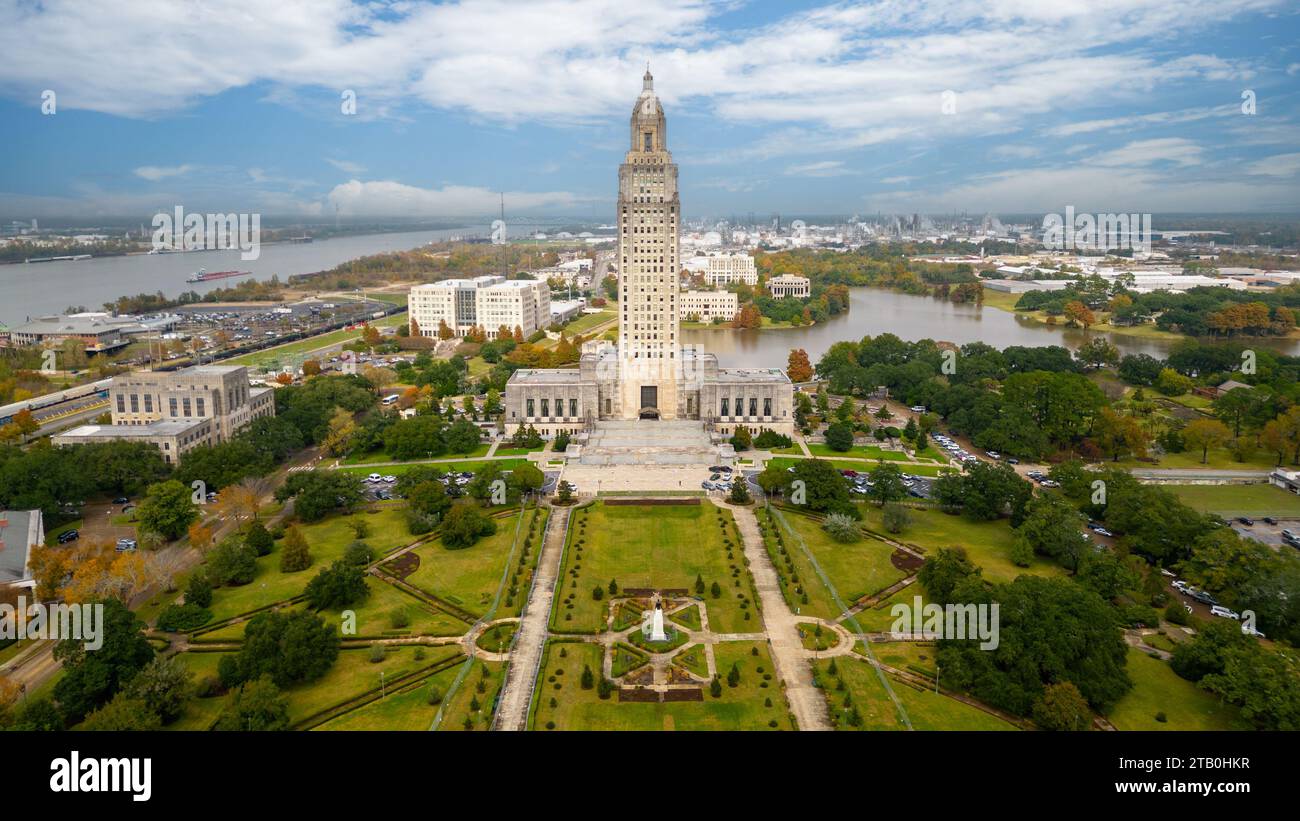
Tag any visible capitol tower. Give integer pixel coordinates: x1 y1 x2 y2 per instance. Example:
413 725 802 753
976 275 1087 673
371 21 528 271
616 68 681 419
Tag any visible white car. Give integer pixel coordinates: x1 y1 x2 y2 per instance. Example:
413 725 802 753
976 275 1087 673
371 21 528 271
909 406 926 413
383 475 397 483
367 473 382 483
1210 606 1241 620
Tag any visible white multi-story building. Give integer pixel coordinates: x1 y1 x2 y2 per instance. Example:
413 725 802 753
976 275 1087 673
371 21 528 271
409 275 551 339
767 274 811 299
679 289 738 322
685 252 758 286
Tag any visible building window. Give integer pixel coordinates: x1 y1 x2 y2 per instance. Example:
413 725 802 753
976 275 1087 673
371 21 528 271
605 398 612 414
570 398 578 417
735 397 743 418
720 398 729 417
196 398 205 416
129 394 139 413
749 398 758 417
182 398 191 416
643 131 652 151
169 398 177 417
764 397 772 417
526 399 535 417
116 395 125 413
541 399 549 417
143 395 152 413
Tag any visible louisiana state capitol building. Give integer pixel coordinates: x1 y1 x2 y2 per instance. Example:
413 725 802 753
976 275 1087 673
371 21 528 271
619 68 682 418
503 70 793 444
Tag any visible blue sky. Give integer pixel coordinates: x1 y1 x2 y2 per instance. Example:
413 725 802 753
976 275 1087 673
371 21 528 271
1 0 1298 221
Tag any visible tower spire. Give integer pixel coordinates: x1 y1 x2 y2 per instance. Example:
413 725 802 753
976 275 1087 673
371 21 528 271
643 63 653 92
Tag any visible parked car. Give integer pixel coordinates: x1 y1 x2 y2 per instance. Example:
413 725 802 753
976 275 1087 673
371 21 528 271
1210 605 1241 620
366 473 382 483
1263 517 1278 525
115 538 137 552
57 529 79 544
1237 516 1254 526
112 496 130 505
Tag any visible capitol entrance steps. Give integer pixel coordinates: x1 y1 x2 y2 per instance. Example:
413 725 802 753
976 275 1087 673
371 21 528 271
578 420 718 465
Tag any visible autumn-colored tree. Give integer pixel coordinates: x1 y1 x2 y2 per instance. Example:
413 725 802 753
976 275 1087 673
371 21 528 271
301 359 321 377
786 348 814 383
188 520 214 553
322 407 358 457
361 324 382 349
1183 418 1231 464
12 409 39 436
214 477 265 524
437 319 454 340
409 316 421 338
513 325 524 343
398 386 420 410
731 302 763 329
274 372 293 386
1063 300 1095 329
496 325 512 341
26 545 70 601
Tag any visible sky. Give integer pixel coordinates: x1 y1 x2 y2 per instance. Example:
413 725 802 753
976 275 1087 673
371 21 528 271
1 0 1298 222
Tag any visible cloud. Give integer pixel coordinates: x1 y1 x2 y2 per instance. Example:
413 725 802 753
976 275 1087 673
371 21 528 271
133 164 194 180
1090 138 1205 168
1245 152 1300 177
784 160 856 177
326 179 590 217
326 158 366 174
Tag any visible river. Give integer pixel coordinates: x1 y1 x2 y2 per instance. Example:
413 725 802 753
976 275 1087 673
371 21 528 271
0 225 515 324
682 287 1300 367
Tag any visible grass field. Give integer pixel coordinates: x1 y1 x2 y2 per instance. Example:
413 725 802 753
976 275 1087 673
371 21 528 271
773 508 907 620
531 640 792 730
404 507 543 620
813 655 1017 731
334 458 526 476
342 443 490 464
855 504 1064 584
205 508 417 622
561 310 616 335
551 501 757 634
1166 483 1300 517
1108 649 1247 731
766 456 953 478
316 660 463 731
434 657 504 731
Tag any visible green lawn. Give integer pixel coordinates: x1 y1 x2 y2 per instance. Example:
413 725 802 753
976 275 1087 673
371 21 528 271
774 508 908 620
494 445 546 456
848 585 922 632
205 508 417 622
551 502 758 634
813 655 1017 731
562 309 616 335
316 660 463 731
170 651 235 730
1166 483 1300 518
531 640 793 730
227 326 366 367
855 504 1064 584
434 656 504 731
404 507 543 620
766 456 953 478
1108 649 1247 731
335 458 526 476
342 443 490 464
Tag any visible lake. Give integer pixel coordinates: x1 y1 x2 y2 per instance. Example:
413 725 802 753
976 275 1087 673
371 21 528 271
682 287 1300 367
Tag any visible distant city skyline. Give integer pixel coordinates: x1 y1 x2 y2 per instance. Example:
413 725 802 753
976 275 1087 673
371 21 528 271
1 0 1299 218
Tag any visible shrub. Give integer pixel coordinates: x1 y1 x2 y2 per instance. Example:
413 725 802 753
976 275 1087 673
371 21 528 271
822 513 859 543
156 603 212 632
184 574 213 608
343 540 374 566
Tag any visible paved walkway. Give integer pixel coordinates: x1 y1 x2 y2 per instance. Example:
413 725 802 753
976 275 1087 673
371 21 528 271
494 505 570 731
720 501 831 731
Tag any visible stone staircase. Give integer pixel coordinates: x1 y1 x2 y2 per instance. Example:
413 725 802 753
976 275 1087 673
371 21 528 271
579 420 718 465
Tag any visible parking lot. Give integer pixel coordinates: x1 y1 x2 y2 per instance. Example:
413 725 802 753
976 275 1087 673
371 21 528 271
1227 517 1300 550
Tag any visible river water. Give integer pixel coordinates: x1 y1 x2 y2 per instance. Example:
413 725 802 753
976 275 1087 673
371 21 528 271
682 287 1300 368
0 226 505 324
